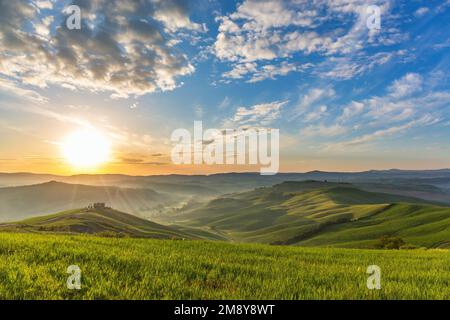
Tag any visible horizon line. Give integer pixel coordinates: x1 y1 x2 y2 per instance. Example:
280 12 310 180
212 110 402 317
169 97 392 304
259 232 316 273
1 168 450 178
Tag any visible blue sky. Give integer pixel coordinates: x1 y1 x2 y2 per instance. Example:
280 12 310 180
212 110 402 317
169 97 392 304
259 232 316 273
0 0 449 174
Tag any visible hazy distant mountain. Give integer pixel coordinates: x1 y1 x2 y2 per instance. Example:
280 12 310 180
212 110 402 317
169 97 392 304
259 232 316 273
0 181 174 222
0 173 61 187
2 169 450 185
1 170 450 202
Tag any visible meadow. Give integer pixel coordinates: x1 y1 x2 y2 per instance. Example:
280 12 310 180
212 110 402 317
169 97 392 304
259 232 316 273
169 181 450 247
0 233 448 300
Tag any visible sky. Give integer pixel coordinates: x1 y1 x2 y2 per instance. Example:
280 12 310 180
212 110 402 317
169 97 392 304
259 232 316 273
0 0 449 175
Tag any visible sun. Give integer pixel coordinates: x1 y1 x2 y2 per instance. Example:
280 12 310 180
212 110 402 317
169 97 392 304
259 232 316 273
61 128 111 168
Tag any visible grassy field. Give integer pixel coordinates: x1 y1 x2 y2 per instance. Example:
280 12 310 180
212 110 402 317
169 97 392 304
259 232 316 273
0 208 223 241
169 181 450 247
0 232 448 300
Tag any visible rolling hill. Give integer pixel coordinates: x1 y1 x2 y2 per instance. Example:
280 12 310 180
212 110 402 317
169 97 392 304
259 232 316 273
167 181 450 248
0 181 175 222
0 206 223 240
1 179 449 249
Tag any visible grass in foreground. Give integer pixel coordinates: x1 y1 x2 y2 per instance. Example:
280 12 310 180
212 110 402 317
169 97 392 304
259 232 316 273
0 232 448 300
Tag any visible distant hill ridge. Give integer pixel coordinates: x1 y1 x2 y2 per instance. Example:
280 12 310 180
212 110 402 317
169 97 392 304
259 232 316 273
1 170 450 204
2 169 450 187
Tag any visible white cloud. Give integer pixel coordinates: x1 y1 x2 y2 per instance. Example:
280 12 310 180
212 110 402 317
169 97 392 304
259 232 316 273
304 105 328 122
0 0 201 97
34 0 53 9
232 100 288 126
318 51 406 80
248 62 312 83
336 74 448 126
414 7 430 17
329 115 439 150
214 0 403 82
153 0 204 32
291 70 450 149
301 124 347 137
218 96 231 110
222 60 312 83
294 87 336 116
317 71 450 150
338 101 365 122
388 73 423 98
222 63 258 79
0 77 48 104
229 0 317 30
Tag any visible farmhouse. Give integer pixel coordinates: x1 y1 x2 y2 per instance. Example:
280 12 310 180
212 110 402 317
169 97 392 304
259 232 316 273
87 203 107 210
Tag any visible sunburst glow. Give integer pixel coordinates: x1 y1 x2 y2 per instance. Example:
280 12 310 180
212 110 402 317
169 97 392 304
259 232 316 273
61 129 111 168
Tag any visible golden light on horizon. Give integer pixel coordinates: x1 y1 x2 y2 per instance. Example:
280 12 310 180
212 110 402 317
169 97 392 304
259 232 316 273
61 128 111 169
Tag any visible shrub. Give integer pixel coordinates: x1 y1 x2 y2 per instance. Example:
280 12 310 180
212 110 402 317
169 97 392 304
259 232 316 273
376 236 405 249
400 244 419 250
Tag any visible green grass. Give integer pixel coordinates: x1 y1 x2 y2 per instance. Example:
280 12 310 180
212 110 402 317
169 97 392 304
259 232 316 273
0 232 448 300
171 181 450 247
298 203 450 248
0 208 221 241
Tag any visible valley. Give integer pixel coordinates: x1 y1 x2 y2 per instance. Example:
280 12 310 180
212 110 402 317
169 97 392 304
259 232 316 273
0 175 448 249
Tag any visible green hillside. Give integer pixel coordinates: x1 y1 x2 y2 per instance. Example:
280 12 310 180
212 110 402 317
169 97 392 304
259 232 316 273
297 203 450 248
0 181 175 221
2 181 449 248
0 207 220 240
0 233 447 299
169 181 450 248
